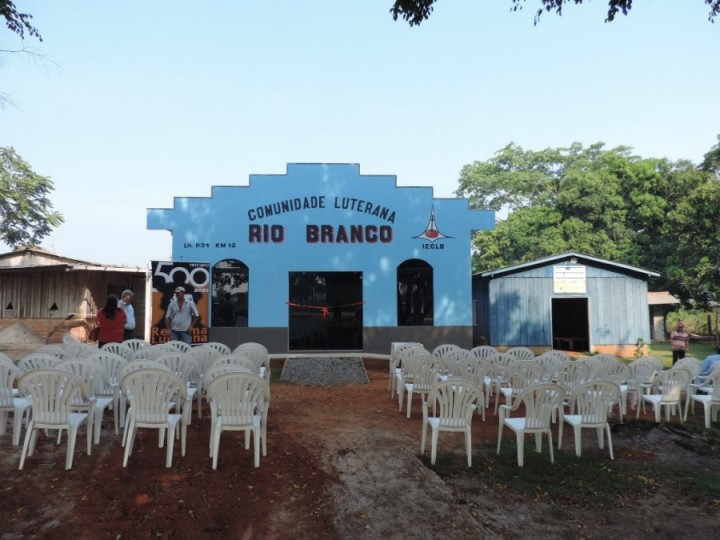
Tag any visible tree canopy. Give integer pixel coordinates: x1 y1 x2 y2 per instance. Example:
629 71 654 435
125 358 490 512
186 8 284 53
456 139 720 307
0 147 63 248
0 0 41 41
391 0 720 26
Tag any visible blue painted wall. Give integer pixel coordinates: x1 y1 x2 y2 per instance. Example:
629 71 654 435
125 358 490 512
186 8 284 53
147 163 494 330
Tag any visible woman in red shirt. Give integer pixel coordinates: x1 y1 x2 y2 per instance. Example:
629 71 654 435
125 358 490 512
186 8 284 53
97 294 127 347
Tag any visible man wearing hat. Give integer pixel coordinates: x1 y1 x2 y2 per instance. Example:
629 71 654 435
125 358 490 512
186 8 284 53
165 286 200 345
669 321 689 365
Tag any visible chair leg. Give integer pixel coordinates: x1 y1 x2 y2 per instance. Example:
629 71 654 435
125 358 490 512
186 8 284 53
430 426 439 465
67 424 79 470
211 419 222 470
464 427 472 468
606 424 614 460
547 432 555 464
165 424 177 468
516 432 525 467
253 426 260 468
574 426 582 457
18 421 34 470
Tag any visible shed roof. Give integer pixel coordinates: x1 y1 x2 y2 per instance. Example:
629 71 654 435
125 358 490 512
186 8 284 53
0 247 146 274
475 251 660 279
647 291 680 305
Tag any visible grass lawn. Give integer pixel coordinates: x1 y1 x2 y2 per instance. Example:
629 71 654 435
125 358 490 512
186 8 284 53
649 340 718 368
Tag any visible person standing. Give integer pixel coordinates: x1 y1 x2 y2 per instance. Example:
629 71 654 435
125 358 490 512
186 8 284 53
97 294 127 347
118 289 136 341
670 321 690 365
165 286 199 345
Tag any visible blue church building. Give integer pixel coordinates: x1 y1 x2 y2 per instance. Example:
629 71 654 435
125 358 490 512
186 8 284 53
147 164 494 354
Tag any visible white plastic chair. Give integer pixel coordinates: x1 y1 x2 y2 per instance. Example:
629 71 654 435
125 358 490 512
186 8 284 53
506 347 535 361
33 344 69 360
639 368 692 423
57 359 114 444
469 346 497 360
203 342 231 356
160 340 193 354
624 360 656 416
559 380 621 459
121 367 190 468
156 353 199 421
688 370 720 428
432 344 462 359
401 354 440 418
0 360 32 445
101 341 132 359
497 383 565 467
592 362 629 416
205 371 269 469
420 380 483 467
494 361 544 415
535 351 570 382
17 353 63 373
209 354 258 375
391 344 428 400
123 339 150 353
18 369 92 470
84 351 127 433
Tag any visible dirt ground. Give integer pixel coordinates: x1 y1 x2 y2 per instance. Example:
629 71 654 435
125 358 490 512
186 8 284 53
1 352 719 539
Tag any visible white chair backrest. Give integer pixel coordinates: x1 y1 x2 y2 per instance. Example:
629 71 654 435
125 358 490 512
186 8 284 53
118 359 171 383
57 359 109 396
17 353 63 373
101 342 131 359
233 342 269 357
156 353 198 385
506 347 535 361
0 361 23 407
504 361 544 395
592 362 630 385
205 372 268 418
514 383 565 429
130 347 173 361
18 369 90 425
426 380 483 426
702 370 720 400
636 355 665 372
123 339 150 353
209 354 258 374
203 342 231 356
33 344 69 360
469 346 497 359
553 361 590 394
121 368 186 421
204 363 256 384
627 360 656 391
658 368 692 401
160 340 193 353
570 380 621 422
432 344 462 359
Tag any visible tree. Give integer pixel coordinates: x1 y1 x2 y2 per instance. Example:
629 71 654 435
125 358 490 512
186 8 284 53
391 0 720 26
1 0 41 40
456 140 720 307
0 147 63 248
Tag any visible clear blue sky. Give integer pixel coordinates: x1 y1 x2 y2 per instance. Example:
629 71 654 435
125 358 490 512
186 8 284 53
1 1 718 267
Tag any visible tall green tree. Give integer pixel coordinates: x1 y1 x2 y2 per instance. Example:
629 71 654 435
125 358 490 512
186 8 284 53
0 147 63 248
456 140 720 307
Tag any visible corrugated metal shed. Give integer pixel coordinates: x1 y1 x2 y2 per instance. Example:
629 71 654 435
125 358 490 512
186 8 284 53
472 252 660 355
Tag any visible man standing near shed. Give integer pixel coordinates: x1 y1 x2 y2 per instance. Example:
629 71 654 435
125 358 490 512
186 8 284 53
670 321 690 365
119 289 136 341
165 286 199 345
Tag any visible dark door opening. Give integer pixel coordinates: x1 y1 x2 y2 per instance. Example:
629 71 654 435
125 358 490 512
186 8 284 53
551 298 590 352
288 272 363 351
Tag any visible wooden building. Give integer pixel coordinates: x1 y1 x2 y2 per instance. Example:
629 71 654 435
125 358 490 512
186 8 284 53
472 252 659 356
0 248 148 343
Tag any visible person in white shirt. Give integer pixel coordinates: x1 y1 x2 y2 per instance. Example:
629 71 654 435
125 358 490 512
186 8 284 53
165 286 199 344
118 289 136 341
